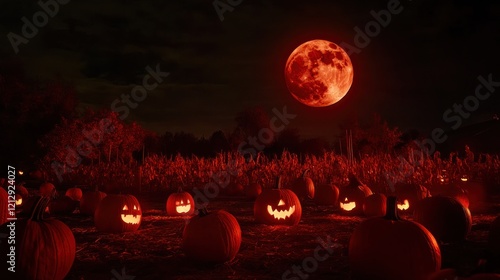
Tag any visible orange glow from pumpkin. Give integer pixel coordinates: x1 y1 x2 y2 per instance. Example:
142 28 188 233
397 199 410 211
340 198 356 211
18 170 24 175
461 177 468 182
121 205 141 224
267 199 296 220
175 199 192 214
15 197 22 206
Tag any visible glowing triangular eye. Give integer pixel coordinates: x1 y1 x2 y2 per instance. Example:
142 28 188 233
278 199 285 206
123 205 128 210
133 205 138 210
180 200 184 204
186 200 190 204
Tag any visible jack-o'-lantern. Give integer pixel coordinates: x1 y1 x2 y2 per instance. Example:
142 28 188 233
166 188 194 216
15 193 23 207
394 183 431 214
339 174 372 215
254 176 302 226
94 194 142 233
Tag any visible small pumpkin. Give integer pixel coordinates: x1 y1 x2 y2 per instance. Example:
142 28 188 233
182 208 242 263
339 174 373 215
394 183 431 213
0 196 76 280
362 193 387 217
244 182 262 199
166 188 195 216
313 183 340 206
94 194 142 233
414 196 472 244
290 169 315 200
39 182 56 197
65 187 83 201
254 176 302 226
79 189 107 215
349 196 441 280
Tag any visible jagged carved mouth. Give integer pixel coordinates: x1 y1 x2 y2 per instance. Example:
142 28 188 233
121 205 141 224
397 199 410 211
267 199 295 220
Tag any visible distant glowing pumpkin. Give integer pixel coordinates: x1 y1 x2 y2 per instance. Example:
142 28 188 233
166 188 195 216
94 194 142 233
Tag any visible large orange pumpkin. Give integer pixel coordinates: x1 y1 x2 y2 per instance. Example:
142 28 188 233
0 196 76 280
349 196 441 280
182 209 241 263
414 196 472 244
254 177 302 226
94 194 142 233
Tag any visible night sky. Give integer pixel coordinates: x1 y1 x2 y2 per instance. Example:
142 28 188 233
1 0 500 142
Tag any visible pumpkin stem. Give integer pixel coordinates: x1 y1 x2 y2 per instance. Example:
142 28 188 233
302 169 310 179
274 176 282 189
30 196 51 221
198 207 209 217
384 196 400 221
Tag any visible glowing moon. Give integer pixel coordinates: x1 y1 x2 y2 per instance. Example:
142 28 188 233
284 39 354 107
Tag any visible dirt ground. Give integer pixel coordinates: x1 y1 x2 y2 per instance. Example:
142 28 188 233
55 194 499 280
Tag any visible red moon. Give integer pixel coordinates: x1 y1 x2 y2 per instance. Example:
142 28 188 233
284 39 354 107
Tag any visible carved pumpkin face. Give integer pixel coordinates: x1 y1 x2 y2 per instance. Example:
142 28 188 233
121 204 141 224
339 184 372 215
166 189 195 216
340 198 356 211
394 183 431 213
397 199 410 211
94 194 142 233
15 194 23 206
254 177 302 226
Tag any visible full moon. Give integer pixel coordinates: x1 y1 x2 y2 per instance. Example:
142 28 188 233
284 39 354 107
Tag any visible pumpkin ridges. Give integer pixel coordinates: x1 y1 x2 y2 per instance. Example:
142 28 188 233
349 196 441 280
182 210 241 263
5 196 76 280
